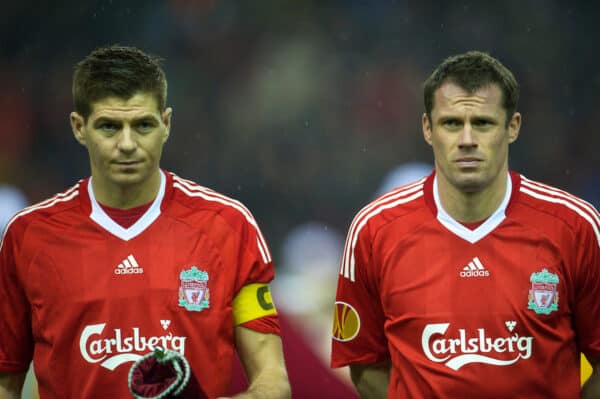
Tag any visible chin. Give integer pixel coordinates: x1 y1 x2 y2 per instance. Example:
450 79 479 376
458 184 484 193
451 175 486 193
110 172 146 186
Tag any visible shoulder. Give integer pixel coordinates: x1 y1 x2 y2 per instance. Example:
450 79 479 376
348 177 428 240
515 174 599 247
340 178 428 281
2 182 81 237
167 172 272 263
168 172 261 229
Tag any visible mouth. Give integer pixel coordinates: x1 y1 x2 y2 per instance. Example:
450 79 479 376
114 160 141 165
454 158 483 167
113 160 143 169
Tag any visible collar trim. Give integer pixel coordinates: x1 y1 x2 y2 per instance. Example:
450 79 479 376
433 173 511 243
88 171 166 241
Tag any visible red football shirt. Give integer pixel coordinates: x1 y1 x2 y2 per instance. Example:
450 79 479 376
332 171 600 398
0 171 276 398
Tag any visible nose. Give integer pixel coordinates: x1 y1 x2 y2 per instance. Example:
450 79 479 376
117 125 137 153
457 124 478 149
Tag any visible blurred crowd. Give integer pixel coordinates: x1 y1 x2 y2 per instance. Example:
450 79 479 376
1 1 598 397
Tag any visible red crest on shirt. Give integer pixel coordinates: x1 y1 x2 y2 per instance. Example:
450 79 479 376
527 268 559 315
178 266 210 312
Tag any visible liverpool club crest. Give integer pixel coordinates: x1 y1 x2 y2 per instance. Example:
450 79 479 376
527 268 559 315
178 266 210 312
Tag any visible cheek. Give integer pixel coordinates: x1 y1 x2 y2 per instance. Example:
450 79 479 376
431 137 452 157
88 142 113 162
486 134 509 155
146 139 166 157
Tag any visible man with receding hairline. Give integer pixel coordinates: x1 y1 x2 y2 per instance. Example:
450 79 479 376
332 51 600 398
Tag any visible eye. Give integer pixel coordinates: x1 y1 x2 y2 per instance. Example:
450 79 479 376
136 120 157 133
98 122 118 133
472 118 495 129
442 119 462 129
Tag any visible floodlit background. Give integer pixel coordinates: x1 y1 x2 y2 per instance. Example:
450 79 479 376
1 1 597 397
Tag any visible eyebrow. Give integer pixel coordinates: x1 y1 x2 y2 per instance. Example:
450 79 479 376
436 113 500 121
92 114 160 125
471 116 497 122
92 117 119 126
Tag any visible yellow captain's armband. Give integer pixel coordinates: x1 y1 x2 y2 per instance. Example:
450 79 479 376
582 354 593 385
232 283 277 325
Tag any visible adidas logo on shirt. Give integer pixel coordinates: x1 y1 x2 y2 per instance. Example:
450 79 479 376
459 257 490 278
114 254 144 275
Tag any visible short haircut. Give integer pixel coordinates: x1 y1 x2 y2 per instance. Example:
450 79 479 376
423 51 519 125
72 45 167 119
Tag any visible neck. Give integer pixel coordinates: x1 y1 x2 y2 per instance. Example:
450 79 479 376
91 170 162 209
436 171 508 222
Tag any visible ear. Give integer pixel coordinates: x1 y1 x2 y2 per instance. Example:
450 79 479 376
161 107 173 143
507 112 521 144
70 112 87 146
422 113 433 146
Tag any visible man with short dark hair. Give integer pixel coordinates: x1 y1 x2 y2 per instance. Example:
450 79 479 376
0 45 290 399
331 51 600 398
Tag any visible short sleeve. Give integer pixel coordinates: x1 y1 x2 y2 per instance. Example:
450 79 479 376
572 213 600 360
0 221 33 372
225 206 279 334
331 220 388 368
239 315 281 336
230 209 275 294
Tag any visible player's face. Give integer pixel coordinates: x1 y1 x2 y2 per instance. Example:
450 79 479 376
70 93 172 195
422 82 520 193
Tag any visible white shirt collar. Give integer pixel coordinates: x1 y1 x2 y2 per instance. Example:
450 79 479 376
433 172 512 243
88 170 166 241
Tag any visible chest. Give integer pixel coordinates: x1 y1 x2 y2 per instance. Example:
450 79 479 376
19 213 242 390
376 222 571 322
22 218 235 320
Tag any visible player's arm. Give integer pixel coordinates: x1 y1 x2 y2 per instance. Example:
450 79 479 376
219 283 290 399
573 209 600 399
1 223 33 399
0 371 26 399
332 212 389 398
218 326 290 399
349 361 390 399
582 357 600 399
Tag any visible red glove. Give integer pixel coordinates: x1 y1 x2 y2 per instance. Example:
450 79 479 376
128 346 208 399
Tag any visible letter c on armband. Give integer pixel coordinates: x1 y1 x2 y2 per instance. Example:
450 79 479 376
257 285 274 310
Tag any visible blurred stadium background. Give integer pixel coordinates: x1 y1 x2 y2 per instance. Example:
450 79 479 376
1 1 597 397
